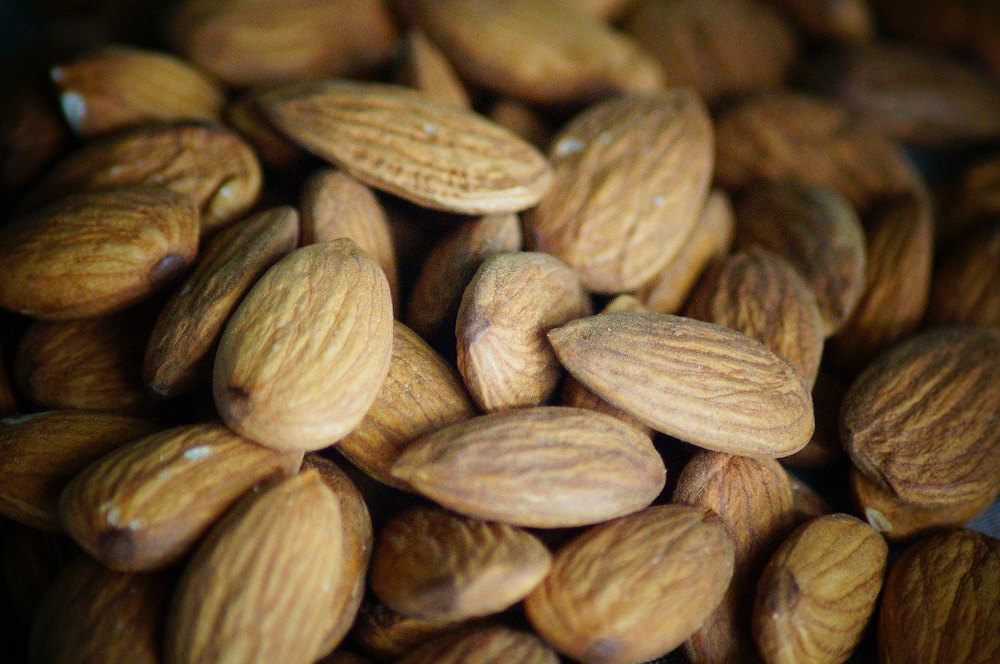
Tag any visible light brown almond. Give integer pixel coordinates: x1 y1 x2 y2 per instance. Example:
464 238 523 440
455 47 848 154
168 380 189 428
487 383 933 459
396 28 472 109
400 626 560 664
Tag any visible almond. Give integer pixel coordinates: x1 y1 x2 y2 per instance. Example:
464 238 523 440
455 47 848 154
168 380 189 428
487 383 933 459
942 154 1000 244
788 475 832 526
261 80 553 214
351 599 473 661
0 340 19 417
214 240 393 452
549 312 815 457
0 187 199 320
396 28 472 109
59 422 302 570
771 0 874 41
225 89 304 170
525 504 735 664
0 80 72 203
392 407 666 528
927 220 1000 327
456 252 592 411
486 98 551 149
399 626 560 664
524 89 714 292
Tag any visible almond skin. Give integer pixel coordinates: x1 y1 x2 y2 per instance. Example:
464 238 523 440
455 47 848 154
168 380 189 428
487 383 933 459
214 239 393 452
549 312 815 457
0 187 199 320
59 422 302 570
525 89 714 293
371 506 552 621
392 407 666 528
525 504 735 664
399 626 560 664
261 80 553 214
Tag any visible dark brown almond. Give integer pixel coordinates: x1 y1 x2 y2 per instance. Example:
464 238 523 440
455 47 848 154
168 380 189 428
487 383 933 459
225 89 305 170
1 80 72 203
927 220 1000 327
400 626 560 664
0 522 78 625
782 371 847 469
0 340 19 417
487 99 551 149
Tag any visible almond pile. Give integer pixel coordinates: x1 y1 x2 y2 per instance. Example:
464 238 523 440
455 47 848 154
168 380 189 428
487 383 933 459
1 1 1000 663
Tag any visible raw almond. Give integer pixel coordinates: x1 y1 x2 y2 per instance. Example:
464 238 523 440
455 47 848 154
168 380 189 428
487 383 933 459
214 239 393 452
399 626 559 664
396 28 472 109
261 80 553 214
549 312 815 457
525 504 735 664
392 407 666 528
456 252 592 411
59 422 302 570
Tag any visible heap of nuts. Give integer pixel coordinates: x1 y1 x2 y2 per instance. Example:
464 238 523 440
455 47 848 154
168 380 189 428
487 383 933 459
2 0 1000 662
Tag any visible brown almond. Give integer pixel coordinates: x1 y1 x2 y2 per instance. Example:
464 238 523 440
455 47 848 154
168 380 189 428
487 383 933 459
351 599 473 661
0 187 199 320
225 89 305 170
400 626 560 664
392 407 666 528
943 154 1000 243
261 80 553 214
0 522 77 625
842 326 1000 507
59 422 302 570
164 469 344 664
753 514 888 664
50 45 224 137
549 312 815 457
525 89 714 293
788 475 832 526
0 411 156 531
927 220 1000 327
771 0 874 42
214 240 393 452
456 252 593 411
1 80 72 203
525 504 735 664
144 206 300 398
338 321 476 489
21 122 263 234
878 529 1000 664
397 28 472 109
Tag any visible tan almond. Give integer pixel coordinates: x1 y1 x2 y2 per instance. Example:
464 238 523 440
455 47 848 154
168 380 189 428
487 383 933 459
0 521 77 625
526 504 735 664
400 626 560 664
392 407 666 528
0 187 199 320
59 422 302 570
0 410 156 531
261 80 553 214
927 220 1000 327
214 240 393 452
20 122 263 234
753 514 888 664
338 321 476 489
397 28 472 109
50 45 224 137
456 252 593 411
549 312 815 457
351 599 473 661
842 325 1000 507
164 469 344 664
525 89 714 293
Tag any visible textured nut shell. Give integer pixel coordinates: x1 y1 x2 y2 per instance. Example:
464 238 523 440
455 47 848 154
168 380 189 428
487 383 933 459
261 80 552 214
734 181 866 337
392 407 666 528
878 529 1000 664
0 411 156 530
59 422 302 570
549 312 815 457
21 122 262 234
214 240 393 452
525 90 713 293
50 45 224 137
406 0 664 105
165 470 344 664
456 252 593 412
338 322 476 489
753 514 888 664
841 326 1000 507
0 187 199 320
371 506 552 620
927 221 1000 327
400 626 559 664
397 29 472 109
145 207 299 398
351 599 472 661
525 504 735 664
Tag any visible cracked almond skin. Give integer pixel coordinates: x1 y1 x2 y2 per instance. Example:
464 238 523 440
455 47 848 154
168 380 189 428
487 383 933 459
399 626 559 664
878 529 1000 664
261 80 553 214
58 422 302 571
0 187 199 320
753 514 887 664
841 325 1000 507
20 122 263 234
392 407 666 528
456 252 593 412
525 89 714 293
165 469 344 664
549 312 815 457
371 506 552 621
214 239 393 452
0 411 156 531
525 504 735 664
145 206 300 398
338 322 476 489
